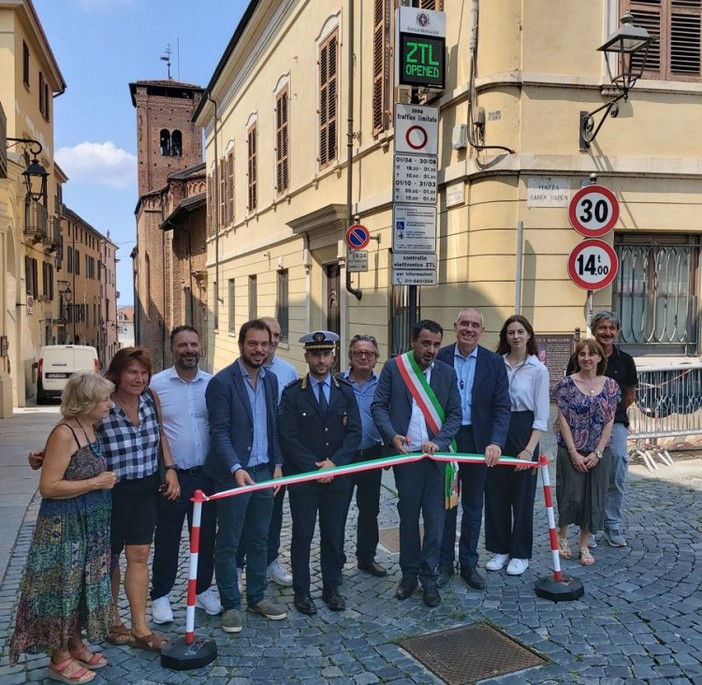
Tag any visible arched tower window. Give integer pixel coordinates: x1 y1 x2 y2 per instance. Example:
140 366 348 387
171 130 182 157
159 129 171 156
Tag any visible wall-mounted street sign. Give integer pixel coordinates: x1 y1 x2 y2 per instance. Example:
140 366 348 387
393 204 437 253
567 239 619 291
393 154 437 205
347 249 368 273
395 6 446 90
344 224 371 250
568 184 620 238
394 105 439 156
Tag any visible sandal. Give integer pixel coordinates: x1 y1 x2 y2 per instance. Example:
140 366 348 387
579 546 595 566
69 643 108 669
106 623 134 645
558 537 572 560
48 656 95 684
130 631 169 652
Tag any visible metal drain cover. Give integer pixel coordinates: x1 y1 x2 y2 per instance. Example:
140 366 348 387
399 622 546 684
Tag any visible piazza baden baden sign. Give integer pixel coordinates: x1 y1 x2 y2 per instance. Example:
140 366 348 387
395 6 446 90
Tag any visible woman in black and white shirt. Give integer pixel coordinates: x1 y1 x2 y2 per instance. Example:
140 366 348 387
99 347 178 652
484 315 549 577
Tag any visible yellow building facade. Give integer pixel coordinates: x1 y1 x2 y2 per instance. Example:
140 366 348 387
0 0 65 410
195 0 702 374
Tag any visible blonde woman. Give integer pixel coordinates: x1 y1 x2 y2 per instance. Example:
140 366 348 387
10 372 116 684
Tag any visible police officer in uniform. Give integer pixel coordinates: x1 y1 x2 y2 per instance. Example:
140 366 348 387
278 331 362 615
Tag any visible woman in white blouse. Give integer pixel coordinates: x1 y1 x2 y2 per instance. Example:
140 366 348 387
484 315 550 576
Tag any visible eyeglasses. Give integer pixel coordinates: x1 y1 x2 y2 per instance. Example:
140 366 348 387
351 350 377 358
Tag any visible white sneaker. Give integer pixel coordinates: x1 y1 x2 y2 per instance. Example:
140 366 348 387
485 554 510 571
267 558 293 587
506 558 529 576
152 595 173 624
196 588 223 616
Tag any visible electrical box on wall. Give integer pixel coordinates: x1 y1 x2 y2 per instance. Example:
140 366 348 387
451 124 467 150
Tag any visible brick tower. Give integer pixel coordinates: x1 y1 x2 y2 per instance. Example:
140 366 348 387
129 80 204 367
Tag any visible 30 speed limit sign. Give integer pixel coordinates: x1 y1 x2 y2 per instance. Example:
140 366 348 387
568 185 619 237
567 239 619 291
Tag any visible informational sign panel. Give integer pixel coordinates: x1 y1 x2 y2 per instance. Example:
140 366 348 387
394 105 439 155
536 335 576 397
568 185 620 237
567 239 619 291
347 249 368 273
393 204 437 253
393 154 437 205
395 6 446 90
391 252 437 286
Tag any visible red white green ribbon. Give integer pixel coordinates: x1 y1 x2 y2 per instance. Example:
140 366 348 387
396 352 459 509
203 452 536 503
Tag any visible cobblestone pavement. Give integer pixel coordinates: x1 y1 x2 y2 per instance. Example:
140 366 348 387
0 408 701 684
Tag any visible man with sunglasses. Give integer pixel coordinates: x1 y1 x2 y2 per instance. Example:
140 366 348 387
338 334 387 578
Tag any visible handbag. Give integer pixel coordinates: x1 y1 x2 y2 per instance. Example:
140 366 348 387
146 388 169 494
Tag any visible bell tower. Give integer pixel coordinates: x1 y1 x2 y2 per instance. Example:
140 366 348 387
129 80 204 196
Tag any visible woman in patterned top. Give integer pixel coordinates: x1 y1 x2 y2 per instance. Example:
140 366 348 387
554 338 621 566
10 372 116 684
99 348 179 653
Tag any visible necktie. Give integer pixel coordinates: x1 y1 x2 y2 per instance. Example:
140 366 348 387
317 381 328 413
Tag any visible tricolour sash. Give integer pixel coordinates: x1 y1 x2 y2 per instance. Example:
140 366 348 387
396 352 459 509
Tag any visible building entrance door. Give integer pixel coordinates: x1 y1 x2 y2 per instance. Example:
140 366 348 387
325 263 340 373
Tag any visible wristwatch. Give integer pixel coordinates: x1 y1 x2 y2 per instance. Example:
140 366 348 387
593 449 602 460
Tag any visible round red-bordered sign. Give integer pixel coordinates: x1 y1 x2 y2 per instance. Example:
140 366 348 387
567 239 619 291
568 185 620 238
345 224 371 250
406 125 428 151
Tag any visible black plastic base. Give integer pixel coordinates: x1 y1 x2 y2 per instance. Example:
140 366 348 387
160 636 217 670
534 574 585 602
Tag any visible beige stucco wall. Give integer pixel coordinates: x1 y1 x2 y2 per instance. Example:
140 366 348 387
199 0 702 370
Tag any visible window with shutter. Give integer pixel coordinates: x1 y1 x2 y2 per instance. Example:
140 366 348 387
319 31 339 168
219 157 226 226
372 0 390 136
247 124 257 211
206 174 214 236
227 151 235 223
276 88 289 193
624 0 701 81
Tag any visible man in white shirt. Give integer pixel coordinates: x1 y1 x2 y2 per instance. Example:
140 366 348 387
150 326 221 624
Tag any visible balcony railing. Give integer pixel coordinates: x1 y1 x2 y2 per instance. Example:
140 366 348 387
47 214 62 252
23 200 48 243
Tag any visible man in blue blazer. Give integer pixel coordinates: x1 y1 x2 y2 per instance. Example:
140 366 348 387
436 307 511 590
205 319 287 634
371 320 462 607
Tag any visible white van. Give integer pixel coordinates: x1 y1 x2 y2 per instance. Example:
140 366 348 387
37 345 100 404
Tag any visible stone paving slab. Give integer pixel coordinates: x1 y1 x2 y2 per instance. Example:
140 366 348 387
0 410 701 684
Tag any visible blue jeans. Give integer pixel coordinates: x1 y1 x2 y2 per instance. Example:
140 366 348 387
604 422 628 533
215 465 274 610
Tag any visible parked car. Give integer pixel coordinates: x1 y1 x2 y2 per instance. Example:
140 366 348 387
36 345 100 404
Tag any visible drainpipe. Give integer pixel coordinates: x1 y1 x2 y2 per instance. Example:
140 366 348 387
345 0 362 301
207 94 222 330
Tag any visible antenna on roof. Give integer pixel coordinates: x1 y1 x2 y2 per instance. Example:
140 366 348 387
160 44 173 80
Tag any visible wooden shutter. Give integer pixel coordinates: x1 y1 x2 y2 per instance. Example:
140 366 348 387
227 151 235 223
319 31 338 168
276 88 289 192
247 124 257 211
219 158 226 226
625 0 701 80
372 0 390 136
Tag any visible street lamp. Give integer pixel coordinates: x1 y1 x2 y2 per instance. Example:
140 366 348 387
63 286 73 343
7 137 49 202
579 14 653 150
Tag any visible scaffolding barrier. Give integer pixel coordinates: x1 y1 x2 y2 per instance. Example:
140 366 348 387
628 361 702 470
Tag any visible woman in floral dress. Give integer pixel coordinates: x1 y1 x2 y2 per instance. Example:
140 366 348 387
554 338 621 566
10 372 116 684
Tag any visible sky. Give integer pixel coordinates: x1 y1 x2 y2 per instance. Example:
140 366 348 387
32 0 250 305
